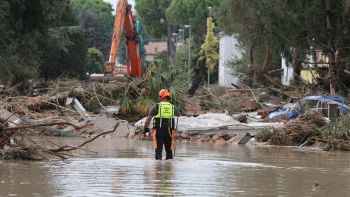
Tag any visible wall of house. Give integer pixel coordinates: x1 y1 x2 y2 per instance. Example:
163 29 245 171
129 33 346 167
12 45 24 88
281 58 293 86
281 53 319 86
218 35 241 87
300 70 319 84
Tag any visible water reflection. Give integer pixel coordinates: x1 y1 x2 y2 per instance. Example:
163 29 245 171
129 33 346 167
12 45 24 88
150 161 175 196
1 138 350 197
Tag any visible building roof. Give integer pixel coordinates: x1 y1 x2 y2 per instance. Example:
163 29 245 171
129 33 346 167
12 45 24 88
144 42 167 61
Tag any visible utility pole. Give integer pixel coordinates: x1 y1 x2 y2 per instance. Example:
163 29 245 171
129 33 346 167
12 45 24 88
184 25 191 84
207 6 212 87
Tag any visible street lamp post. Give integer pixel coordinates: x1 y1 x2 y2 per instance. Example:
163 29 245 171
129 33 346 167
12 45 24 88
207 6 212 87
172 32 179 64
184 25 191 84
172 32 179 45
178 28 185 46
208 6 213 17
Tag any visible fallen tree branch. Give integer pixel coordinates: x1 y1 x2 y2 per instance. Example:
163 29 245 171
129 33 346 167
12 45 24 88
6 96 77 114
263 74 283 88
228 89 252 92
249 87 266 110
268 68 283 75
268 87 292 98
3 121 85 131
49 122 119 153
203 87 221 105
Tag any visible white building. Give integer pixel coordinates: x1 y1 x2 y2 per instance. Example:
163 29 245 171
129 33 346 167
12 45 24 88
218 35 242 87
281 58 293 86
281 52 322 86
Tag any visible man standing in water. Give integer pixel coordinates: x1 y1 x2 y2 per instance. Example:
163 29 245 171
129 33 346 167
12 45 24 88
144 89 180 160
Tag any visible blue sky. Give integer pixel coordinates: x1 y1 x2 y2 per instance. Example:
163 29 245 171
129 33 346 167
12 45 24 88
103 0 136 11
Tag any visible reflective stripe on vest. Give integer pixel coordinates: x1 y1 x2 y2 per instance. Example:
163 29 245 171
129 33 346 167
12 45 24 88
154 102 174 128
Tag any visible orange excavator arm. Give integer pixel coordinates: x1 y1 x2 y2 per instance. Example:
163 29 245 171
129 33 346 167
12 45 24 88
106 0 142 79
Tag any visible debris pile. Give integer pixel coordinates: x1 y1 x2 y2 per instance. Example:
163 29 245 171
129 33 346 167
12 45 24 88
0 106 119 160
319 115 350 151
186 85 267 114
1 78 349 156
256 111 327 146
0 81 139 160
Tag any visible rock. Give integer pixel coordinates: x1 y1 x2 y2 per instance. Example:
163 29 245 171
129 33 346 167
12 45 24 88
212 134 220 141
221 134 233 141
200 135 211 142
242 99 257 111
185 105 204 116
214 138 226 144
180 132 190 139
227 136 238 143
190 135 202 141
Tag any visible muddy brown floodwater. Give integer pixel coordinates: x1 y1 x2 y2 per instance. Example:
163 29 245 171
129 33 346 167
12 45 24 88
1 137 350 196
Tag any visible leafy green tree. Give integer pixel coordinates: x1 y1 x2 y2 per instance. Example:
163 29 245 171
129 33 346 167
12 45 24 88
40 3 88 79
217 0 312 81
71 0 114 59
41 26 87 79
218 0 350 93
305 0 350 94
135 0 172 38
136 0 177 58
0 0 76 82
217 0 270 78
87 48 104 73
166 0 223 37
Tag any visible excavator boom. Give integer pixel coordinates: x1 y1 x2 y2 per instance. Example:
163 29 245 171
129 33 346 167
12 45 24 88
105 0 143 79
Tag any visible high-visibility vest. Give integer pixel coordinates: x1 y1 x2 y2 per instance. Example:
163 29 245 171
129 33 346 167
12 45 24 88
153 102 175 129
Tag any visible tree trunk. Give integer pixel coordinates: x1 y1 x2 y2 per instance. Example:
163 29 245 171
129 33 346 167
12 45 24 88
292 53 301 83
328 52 337 95
326 0 337 95
167 24 176 60
188 59 206 96
262 49 272 74
248 41 255 67
248 40 258 80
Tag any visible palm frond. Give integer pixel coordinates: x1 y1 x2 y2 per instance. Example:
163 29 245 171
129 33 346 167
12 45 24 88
136 97 156 115
120 96 132 113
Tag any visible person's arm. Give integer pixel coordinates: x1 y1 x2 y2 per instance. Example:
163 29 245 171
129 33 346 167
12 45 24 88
174 106 181 117
144 114 153 129
144 105 157 135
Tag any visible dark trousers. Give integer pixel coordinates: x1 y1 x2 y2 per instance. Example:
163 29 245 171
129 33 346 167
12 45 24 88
154 128 173 160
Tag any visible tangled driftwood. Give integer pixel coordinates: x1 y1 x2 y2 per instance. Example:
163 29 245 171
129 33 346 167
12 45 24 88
0 117 119 160
256 111 327 146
